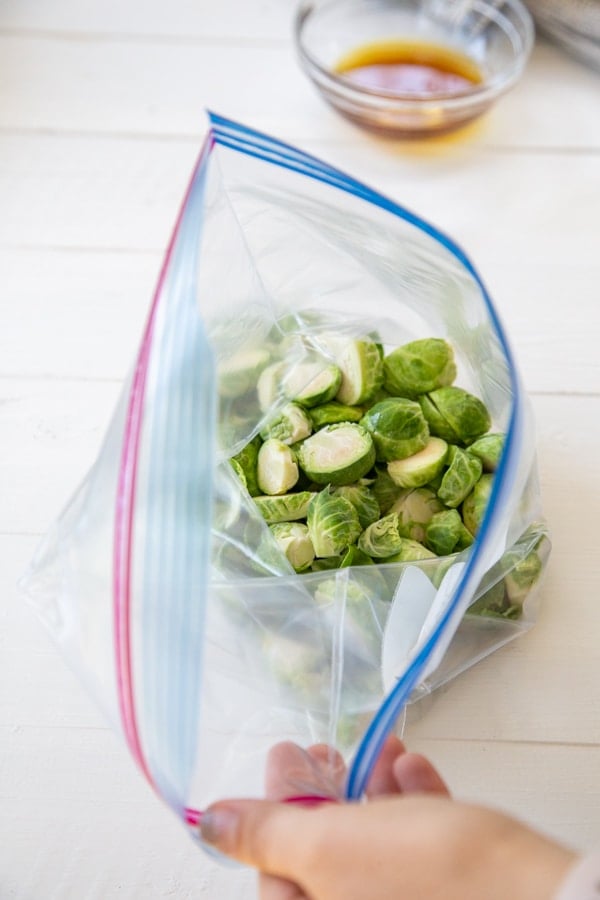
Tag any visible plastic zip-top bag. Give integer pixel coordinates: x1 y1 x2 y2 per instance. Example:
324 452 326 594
22 114 550 830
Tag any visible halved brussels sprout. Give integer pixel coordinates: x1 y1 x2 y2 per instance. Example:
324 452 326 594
307 487 362 557
286 361 342 408
270 522 315 572
332 481 380 529
387 437 448 488
419 386 491 445
257 361 286 412
254 491 315 524
333 338 384 405
358 512 404 558
229 458 247 491
260 403 312 445
437 445 483 508
257 439 299 495
504 547 543 607
340 545 375 567
310 557 341 572
462 473 494 536
390 487 445 543
467 581 518 619
371 466 404 514
381 538 437 562
383 338 456 398
467 433 505 472
218 347 271 399
230 434 261 497
297 423 376 486
424 508 463 556
360 398 429 463
309 401 363 429
456 522 475 550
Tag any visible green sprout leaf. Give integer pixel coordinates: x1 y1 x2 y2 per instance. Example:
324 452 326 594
358 512 404 558
360 398 429 462
437 445 483 508
383 338 456 398
307 486 362 557
419 386 491 445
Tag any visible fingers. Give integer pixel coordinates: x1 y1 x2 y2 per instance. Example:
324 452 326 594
365 735 406 798
306 744 346 795
265 741 344 801
259 873 307 900
392 752 451 796
260 743 339 899
199 798 322 877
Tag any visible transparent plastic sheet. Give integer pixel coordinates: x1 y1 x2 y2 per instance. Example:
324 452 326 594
22 114 550 832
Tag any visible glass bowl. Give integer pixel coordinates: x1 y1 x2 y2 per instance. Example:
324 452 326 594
294 0 534 136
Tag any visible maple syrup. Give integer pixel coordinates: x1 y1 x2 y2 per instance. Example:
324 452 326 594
335 39 483 96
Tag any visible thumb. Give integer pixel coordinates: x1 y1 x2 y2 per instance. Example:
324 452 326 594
199 799 326 878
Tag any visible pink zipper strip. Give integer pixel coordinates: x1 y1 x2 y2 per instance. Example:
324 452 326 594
112 133 215 802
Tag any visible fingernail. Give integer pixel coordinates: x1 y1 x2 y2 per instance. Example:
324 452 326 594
199 806 239 846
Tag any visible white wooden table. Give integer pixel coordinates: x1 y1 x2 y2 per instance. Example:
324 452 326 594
1 2 600 897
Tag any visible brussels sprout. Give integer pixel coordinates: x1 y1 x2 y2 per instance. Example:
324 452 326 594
381 538 437 563
261 632 325 696
360 398 429 463
383 338 456 398
340 545 375 567
358 513 404 558
229 458 247 491
371 467 404 514
257 361 286 412
269 522 315 573
218 347 271 399
230 434 261 497
333 338 385 405
419 386 491 445
468 433 505 472
437 445 483 508
362 387 393 410
286 361 342 408
504 548 543 607
467 581 518 619
424 508 462 556
390 487 445 543
332 481 380 529
297 423 376 486
426 470 445 493
257 439 299 495
387 437 448 488
311 557 342 572
455 522 475 550
254 490 315 524
462 473 494 536
309 401 364 429
260 403 312 445
307 487 362 557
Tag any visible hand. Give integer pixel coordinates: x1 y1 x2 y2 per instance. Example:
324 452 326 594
199 737 576 900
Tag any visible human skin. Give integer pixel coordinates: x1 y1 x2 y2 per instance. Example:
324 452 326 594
199 737 577 900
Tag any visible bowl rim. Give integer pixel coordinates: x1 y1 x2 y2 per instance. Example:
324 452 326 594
294 0 535 107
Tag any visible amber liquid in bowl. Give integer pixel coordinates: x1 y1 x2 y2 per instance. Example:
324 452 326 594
334 39 483 96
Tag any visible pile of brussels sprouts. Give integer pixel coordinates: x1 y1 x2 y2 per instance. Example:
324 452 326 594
230 336 508 580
